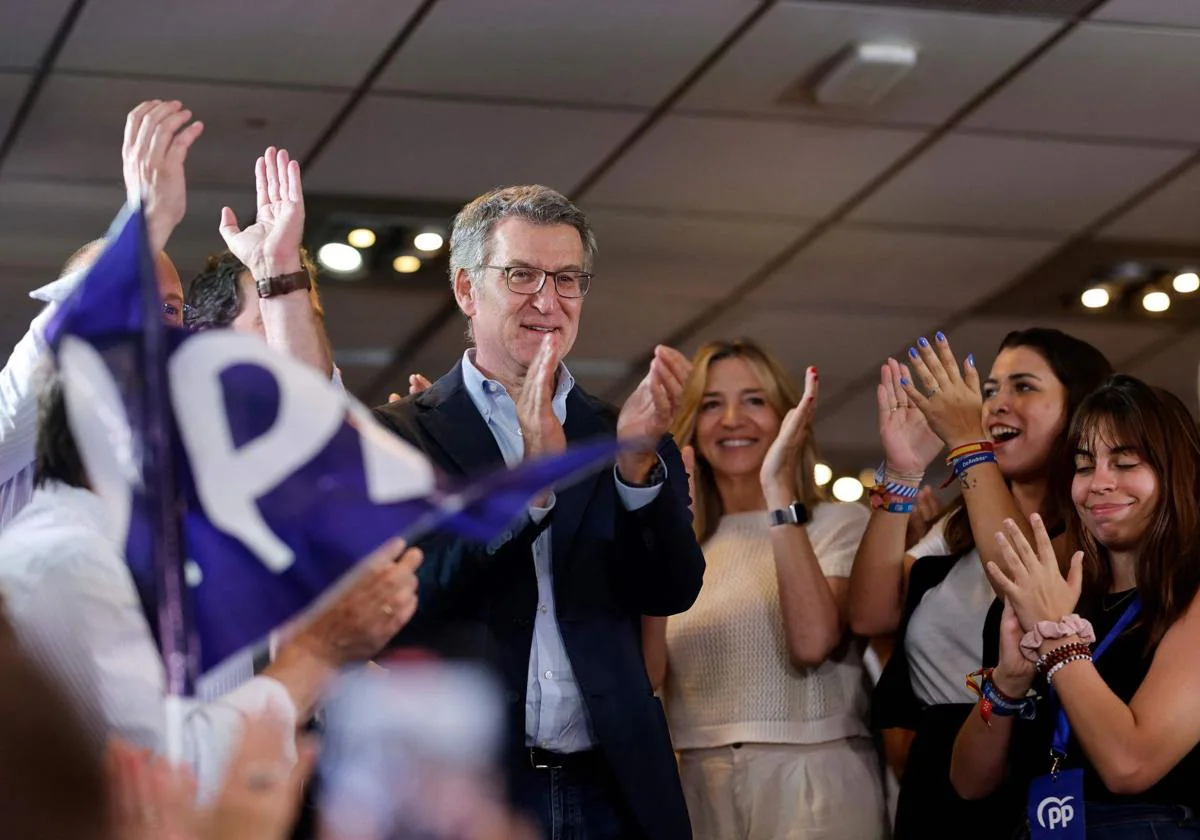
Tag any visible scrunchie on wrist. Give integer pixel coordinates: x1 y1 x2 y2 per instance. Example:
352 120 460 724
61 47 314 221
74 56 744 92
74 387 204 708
1019 614 1095 663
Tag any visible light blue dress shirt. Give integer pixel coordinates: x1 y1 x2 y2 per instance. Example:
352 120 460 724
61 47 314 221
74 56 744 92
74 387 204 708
459 351 662 753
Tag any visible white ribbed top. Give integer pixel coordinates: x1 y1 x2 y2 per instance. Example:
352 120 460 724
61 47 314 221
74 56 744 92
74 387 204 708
664 502 871 749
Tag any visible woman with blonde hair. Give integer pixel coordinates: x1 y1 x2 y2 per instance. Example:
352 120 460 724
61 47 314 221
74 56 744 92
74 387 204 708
644 338 886 840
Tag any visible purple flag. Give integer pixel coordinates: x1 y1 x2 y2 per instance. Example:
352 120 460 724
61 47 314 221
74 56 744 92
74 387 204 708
46 207 624 674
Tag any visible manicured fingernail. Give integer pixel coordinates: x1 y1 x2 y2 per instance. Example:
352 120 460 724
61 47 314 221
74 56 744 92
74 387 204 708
900 378 910 387
918 337 929 348
908 347 918 359
967 353 975 367
936 331 946 342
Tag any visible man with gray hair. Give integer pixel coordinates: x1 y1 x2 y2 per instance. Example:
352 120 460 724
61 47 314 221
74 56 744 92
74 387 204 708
374 185 703 839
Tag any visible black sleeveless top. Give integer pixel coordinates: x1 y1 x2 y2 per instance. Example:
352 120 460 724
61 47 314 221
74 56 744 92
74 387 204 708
983 590 1200 811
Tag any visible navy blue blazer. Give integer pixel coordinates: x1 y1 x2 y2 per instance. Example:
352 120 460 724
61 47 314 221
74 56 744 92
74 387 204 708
373 362 704 839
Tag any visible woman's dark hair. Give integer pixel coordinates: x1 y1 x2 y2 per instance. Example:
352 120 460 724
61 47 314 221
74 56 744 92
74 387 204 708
33 371 88 490
942 327 1113 556
1067 375 1200 648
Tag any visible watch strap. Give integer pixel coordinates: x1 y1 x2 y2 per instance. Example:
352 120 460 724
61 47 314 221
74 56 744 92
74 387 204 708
768 501 809 527
256 269 311 299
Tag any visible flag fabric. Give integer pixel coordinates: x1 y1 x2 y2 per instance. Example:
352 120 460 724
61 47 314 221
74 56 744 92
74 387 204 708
44 206 624 674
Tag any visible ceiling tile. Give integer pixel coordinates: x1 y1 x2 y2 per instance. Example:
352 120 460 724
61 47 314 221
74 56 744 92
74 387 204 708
0 72 31 139
849 132 1191 234
948 315 1165 375
569 289 710 365
377 0 749 107
58 0 424 87
813 386 886 452
1125 329 1200 413
1100 160 1200 244
306 95 641 201
319 285 446 351
680 1 1057 125
585 114 924 217
0 0 75 70
684 302 935 388
753 224 1061 313
3 75 348 186
583 207 805 300
965 24 1200 143
0 178 126 272
1093 0 1200 27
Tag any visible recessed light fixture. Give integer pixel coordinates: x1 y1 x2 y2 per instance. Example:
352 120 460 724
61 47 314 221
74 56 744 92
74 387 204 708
347 228 376 248
393 255 421 274
317 242 362 273
813 463 833 487
414 232 444 252
1142 290 1171 313
1172 271 1199 294
832 476 864 503
1080 287 1110 309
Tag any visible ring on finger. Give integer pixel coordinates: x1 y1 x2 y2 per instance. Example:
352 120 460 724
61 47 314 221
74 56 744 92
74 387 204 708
381 604 395 617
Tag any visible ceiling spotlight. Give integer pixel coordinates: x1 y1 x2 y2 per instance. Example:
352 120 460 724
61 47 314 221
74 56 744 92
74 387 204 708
393 255 422 274
414 232 444 252
831 476 864 503
1142 290 1171 313
1172 271 1199 294
813 463 833 487
347 228 376 249
1080 287 1110 309
317 242 362 273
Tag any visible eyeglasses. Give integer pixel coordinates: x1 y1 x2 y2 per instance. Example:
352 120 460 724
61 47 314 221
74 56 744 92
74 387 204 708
480 265 592 299
162 302 196 323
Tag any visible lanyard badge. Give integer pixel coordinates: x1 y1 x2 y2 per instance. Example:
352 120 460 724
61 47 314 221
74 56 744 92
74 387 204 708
1026 597 1140 840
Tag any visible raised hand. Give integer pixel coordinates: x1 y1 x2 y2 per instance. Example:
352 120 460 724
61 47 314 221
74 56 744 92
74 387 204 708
516 335 567 461
290 537 422 666
616 345 692 484
218 147 305 282
107 739 199 840
898 332 985 450
122 100 205 255
760 366 818 508
986 514 1084 633
877 358 943 475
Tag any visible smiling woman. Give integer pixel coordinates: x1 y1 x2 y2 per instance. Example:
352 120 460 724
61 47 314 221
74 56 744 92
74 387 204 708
950 376 1200 838
645 338 889 840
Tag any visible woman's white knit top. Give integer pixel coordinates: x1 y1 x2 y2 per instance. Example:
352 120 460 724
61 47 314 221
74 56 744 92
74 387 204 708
664 502 871 750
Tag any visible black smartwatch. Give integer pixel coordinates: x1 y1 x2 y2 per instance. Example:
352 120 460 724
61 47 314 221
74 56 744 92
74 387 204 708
768 501 810 527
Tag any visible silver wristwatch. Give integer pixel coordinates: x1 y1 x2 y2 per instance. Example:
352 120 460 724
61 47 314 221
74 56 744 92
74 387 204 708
768 501 809 527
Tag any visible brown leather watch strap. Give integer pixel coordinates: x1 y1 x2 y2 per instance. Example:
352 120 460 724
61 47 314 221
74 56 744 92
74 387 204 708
255 269 311 299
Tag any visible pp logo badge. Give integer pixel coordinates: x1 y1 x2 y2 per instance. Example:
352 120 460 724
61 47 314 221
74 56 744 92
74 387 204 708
1037 795 1076 830
1028 769 1084 839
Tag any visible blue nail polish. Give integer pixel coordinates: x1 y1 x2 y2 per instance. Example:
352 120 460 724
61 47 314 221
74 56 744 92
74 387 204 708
918 337 929 348
900 378 910 387
967 353 975 367
908 347 918 358
936 331 946 342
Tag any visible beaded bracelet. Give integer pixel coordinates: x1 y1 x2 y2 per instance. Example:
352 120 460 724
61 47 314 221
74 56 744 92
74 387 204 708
1047 653 1093 684
1037 641 1092 675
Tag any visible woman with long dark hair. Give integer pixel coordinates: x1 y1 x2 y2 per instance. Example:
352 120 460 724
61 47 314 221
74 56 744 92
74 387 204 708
951 376 1200 838
848 328 1112 839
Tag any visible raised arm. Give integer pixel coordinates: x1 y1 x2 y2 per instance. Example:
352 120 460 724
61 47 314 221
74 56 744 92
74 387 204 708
848 358 943 636
218 147 333 377
901 333 1034 589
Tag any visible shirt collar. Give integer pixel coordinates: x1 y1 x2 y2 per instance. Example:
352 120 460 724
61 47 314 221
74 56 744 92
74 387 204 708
29 269 85 304
460 349 575 418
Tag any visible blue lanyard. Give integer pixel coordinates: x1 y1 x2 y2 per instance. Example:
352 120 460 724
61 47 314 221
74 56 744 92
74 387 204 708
1050 596 1141 760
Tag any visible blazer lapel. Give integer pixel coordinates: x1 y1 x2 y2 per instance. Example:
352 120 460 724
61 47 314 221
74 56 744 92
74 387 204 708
551 388 613 564
415 362 506 477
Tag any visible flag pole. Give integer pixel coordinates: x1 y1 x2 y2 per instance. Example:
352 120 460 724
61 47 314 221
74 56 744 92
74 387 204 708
133 201 197 762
